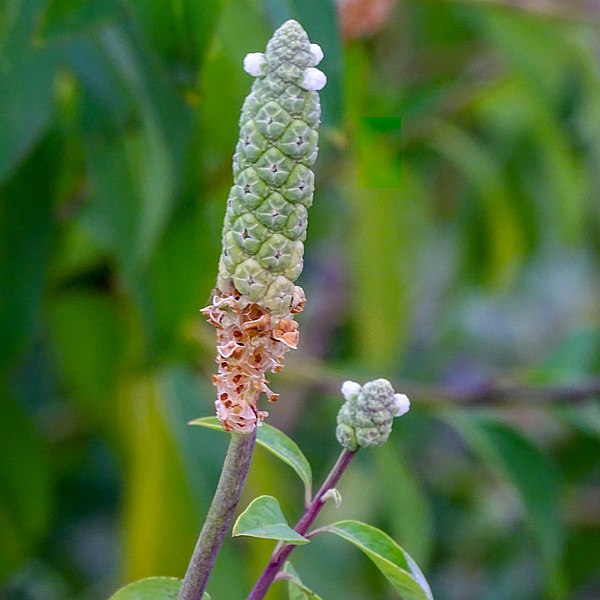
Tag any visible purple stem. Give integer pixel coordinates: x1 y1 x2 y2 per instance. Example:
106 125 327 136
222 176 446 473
247 448 357 600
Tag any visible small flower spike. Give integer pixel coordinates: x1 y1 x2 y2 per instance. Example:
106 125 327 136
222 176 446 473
336 379 411 450
203 20 326 433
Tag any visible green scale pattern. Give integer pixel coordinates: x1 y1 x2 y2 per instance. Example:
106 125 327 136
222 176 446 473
217 20 321 317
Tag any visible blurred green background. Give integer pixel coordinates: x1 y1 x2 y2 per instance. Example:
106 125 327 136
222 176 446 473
1 0 600 598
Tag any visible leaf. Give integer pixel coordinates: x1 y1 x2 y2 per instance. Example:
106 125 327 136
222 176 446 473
72 22 193 275
0 48 58 184
374 445 434 567
446 412 566 599
109 577 210 599
0 135 57 372
190 417 313 503
48 292 126 425
432 122 525 286
120 376 201 581
558 401 600 438
232 495 308 544
40 0 118 39
322 521 433 600
532 328 600 384
0 386 52 579
132 0 226 70
280 562 323 600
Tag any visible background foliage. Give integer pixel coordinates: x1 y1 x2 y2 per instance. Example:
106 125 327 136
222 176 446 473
1 0 600 598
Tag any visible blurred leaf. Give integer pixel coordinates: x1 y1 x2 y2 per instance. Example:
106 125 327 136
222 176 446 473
322 520 433 600
0 135 57 372
41 0 118 39
0 386 52 579
48 292 126 425
132 0 226 72
280 561 323 600
447 412 567 599
191 417 313 504
532 328 600 384
432 122 525 286
143 202 217 360
374 445 434 567
76 23 193 273
344 43 427 371
0 49 58 184
120 376 200 580
0 0 58 183
558 401 600 439
479 10 590 244
233 495 308 544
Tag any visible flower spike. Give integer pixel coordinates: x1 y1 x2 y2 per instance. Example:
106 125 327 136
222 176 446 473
203 20 325 433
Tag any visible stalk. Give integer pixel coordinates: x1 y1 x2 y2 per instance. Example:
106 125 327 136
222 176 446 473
179 430 257 600
247 449 357 600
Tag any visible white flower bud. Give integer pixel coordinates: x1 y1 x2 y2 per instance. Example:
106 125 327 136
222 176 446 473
392 393 410 417
341 380 362 401
310 43 324 65
300 67 327 91
243 52 266 77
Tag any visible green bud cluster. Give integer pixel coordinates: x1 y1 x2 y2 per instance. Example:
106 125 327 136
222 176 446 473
217 20 323 317
336 379 410 451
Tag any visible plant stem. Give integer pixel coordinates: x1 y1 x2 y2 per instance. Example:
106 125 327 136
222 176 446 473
247 448 357 600
179 430 257 600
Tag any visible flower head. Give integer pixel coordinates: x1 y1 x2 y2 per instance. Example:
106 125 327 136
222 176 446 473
336 379 411 450
203 20 325 433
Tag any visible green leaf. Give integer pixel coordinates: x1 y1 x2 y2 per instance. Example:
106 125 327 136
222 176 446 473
120 376 201 581
109 577 210 599
41 0 118 39
446 412 566 599
374 445 433 568
232 495 308 544
75 22 193 275
190 417 313 503
322 520 433 600
280 562 323 600
558 401 600 438
48 292 126 425
0 135 57 372
0 386 52 579
432 122 525 286
532 329 600 384
0 48 58 184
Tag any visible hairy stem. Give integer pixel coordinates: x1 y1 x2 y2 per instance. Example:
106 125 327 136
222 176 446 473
179 430 257 600
248 449 357 600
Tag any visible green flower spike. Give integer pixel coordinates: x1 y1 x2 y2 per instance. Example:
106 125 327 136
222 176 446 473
336 380 411 451
201 20 325 433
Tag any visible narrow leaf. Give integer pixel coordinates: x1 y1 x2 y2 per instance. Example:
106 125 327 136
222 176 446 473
190 417 312 502
322 520 433 600
280 562 323 600
446 412 566 598
233 495 308 544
